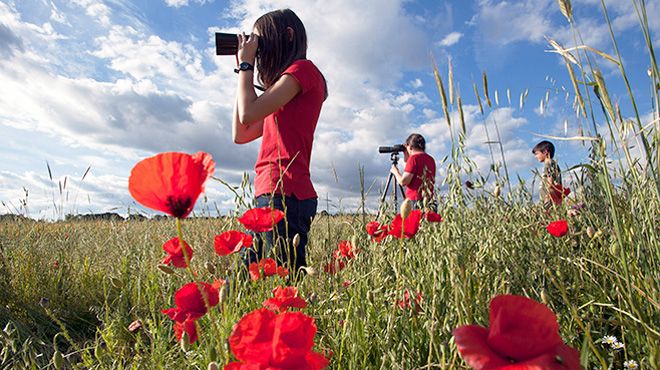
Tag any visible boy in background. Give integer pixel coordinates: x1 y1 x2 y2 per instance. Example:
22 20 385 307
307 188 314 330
532 140 568 208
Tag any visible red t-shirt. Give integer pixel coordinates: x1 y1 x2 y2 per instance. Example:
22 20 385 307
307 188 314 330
403 152 436 201
254 59 325 199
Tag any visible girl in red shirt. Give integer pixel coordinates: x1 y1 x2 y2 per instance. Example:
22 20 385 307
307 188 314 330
390 133 436 210
232 9 327 275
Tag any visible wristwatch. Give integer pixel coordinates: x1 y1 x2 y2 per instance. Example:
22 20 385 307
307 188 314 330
234 62 254 73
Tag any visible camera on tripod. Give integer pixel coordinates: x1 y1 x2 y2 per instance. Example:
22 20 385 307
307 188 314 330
378 144 405 154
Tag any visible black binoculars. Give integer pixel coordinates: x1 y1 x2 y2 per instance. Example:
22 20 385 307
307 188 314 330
215 32 263 55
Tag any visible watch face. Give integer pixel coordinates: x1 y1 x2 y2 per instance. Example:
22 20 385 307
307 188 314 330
240 62 252 70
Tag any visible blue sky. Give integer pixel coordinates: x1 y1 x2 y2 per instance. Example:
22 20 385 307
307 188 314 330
0 0 658 219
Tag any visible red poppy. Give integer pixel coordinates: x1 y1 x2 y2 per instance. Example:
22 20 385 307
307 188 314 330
128 152 215 218
248 263 261 281
238 207 285 233
389 210 423 239
550 184 571 205
366 221 389 243
263 286 308 312
227 308 329 370
453 295 580 370
261 258 277 276
342 281 351 288
546 220 569 237
397 290 423 313
277 266 289 277
161 281 220 322
214 230 253 256
333 240 357 260
424 212 443 223
161 237 193 268
248 258 286 281
174 319 198 343
323 259 345 274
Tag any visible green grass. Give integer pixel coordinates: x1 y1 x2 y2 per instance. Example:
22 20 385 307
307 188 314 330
0 185 658 369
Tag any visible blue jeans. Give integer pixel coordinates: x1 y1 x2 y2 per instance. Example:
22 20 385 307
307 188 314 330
244 194 318 272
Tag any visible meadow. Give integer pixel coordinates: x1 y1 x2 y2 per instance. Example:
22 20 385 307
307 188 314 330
1 1 659 369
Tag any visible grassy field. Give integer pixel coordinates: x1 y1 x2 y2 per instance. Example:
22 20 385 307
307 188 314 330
1 1 659 369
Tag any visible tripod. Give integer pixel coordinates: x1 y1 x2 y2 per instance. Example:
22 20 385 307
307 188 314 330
378 152 406 217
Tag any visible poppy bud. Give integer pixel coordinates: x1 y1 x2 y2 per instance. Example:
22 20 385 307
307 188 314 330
400 199 412 220
299 266 317 276
208 362 219 370
493 184 501 198
53 350 63 369
218 283 229 306
292 233 301 248
128 319 142 333
586 226 595 238
205 261 216 275
465 180 474 189
157 264 175 275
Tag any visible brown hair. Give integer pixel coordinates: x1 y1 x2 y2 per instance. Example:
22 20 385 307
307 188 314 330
532 140 555 158
405 133 426 151
254 9 327 98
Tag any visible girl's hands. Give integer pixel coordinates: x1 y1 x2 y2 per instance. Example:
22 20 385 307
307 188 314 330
237 33 258 64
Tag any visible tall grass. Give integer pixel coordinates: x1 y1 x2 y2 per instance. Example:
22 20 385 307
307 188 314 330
1 0 659 368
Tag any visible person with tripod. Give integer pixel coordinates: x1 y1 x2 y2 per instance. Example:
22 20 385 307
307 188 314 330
390 133 436 210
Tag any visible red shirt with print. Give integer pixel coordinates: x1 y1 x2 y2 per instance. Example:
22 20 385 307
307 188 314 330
403 152 436 201
254 59 325 199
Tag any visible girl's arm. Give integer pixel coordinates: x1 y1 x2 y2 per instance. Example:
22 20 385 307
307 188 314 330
232 101 263 144
391 165 413 186
232 33 301 143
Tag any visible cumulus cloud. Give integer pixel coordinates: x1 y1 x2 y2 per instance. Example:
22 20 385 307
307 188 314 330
439 31 462 47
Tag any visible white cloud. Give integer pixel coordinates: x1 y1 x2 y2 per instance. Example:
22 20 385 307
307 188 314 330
439 31 463 47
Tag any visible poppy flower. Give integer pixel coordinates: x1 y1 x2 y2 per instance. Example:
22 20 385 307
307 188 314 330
238 207 285 233
174 319 198 343
424 212 443 223
263 286 307 312
389 210 423 239
453 295 580 370
333 240 357 260
214 231 253 256
161 281 220 322
397 290 423 313
161 237 194 268
550 184 571 205
128 152 215 218
277 266 289 277
323 259 345 274
248 258 286 281
227 308 329 370
547 220 569 237
366 221 389 243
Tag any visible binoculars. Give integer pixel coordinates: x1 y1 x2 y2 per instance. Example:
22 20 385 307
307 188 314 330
215 32 263 55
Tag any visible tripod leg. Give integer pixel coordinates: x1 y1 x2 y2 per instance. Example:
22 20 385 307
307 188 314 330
378 173 395 218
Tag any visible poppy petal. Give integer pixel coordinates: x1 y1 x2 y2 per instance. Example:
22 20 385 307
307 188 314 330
229 308 277 363
546 220 569 237
214 230 253 256
238 207 285 232
453 325 512 370
487 295 562 361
